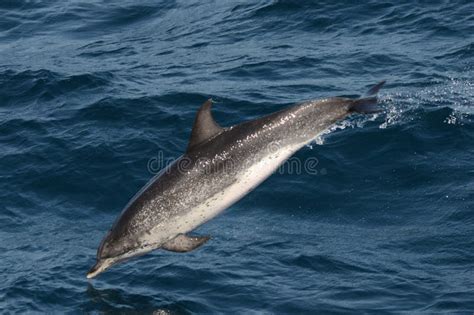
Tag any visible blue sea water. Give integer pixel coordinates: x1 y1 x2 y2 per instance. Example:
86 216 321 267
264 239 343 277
1 0 473 313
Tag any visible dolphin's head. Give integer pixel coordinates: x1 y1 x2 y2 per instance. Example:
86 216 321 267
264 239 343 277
87 231 118 279
87 194 158 279
87 228 138 279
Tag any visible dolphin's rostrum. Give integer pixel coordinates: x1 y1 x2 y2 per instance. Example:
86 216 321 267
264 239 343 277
87 81 385 279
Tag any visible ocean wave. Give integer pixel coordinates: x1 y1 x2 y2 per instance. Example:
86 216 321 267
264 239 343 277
1 0 473 313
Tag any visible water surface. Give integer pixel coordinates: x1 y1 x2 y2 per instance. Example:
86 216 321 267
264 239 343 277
1 0 473 313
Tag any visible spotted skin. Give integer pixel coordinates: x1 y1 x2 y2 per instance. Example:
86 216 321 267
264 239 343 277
87 84 383 279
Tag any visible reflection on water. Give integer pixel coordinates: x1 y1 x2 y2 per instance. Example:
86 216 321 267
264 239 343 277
84 283 183 315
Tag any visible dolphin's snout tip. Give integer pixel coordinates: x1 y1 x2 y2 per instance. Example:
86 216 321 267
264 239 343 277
86 263 99 279
86 273 95 279
87 260 108 279
86 270 97 279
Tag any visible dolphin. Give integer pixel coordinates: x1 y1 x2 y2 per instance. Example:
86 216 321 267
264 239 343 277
87 81 385 278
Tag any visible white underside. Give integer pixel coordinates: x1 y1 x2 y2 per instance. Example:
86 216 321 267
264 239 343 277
148 142 304 243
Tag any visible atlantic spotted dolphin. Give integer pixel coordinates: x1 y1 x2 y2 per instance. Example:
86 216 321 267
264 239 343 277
87 81 385 278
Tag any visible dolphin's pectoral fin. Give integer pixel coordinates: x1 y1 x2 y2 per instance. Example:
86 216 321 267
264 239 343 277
161 234 211 252
187 99 224 152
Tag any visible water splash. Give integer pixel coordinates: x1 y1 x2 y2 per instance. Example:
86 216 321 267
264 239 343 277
380 77 473 128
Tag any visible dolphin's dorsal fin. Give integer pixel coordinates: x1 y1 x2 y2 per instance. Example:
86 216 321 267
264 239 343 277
187 99 223 151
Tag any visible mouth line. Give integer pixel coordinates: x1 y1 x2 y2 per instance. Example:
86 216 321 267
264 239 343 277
86 251 139 279
86 258 114 279
87 242 163 278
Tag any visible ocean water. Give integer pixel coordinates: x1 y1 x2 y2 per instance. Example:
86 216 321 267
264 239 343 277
1 0 473 313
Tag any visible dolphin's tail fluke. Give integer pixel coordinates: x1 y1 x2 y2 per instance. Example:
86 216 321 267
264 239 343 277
349 80 386 114
350 97 379 114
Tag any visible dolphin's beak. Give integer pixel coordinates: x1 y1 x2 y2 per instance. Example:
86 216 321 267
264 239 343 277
86 259 113 279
